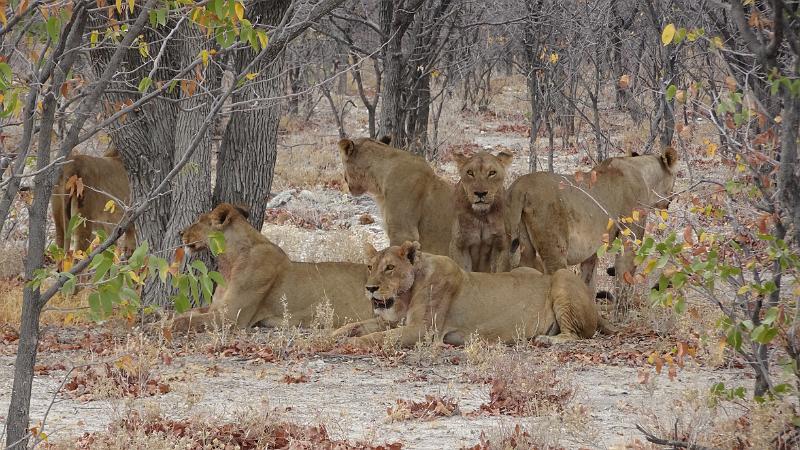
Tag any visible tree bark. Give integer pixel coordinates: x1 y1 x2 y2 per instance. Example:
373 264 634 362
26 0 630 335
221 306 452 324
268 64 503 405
214 0 291 230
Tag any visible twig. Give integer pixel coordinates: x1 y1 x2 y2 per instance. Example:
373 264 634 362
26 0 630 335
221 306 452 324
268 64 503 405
636 424 721 450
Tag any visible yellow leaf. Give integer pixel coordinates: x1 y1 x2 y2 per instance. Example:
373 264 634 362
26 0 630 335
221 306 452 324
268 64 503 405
130 271 141 284
200 49 209 66
244 72 258 80
621 228 631 236
257 30 268 49
104 199 116 213
712 36 724 49
73 250 87 260
643 258 657 275
63 313 75 325
737 285 750 295
661 23 676 46
706 142 717 157
0 7 7 26
658 223 667 231
234 1 244 20
774 115 782 124
115 0 121 14
431 69 440 78
549 52 559 64
62 257 73 272
127 0 133 13
606 218 614 231
632 210 640 222
659 210 669 221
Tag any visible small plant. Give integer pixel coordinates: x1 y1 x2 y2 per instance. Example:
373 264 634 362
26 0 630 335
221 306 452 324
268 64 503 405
386 395 460 422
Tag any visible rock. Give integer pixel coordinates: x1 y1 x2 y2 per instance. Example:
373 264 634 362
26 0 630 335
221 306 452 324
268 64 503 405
267 190 294 209
359 213 375 225
298 189 316 202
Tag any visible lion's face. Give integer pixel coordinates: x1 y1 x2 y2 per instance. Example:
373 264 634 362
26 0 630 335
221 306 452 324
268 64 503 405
363 241 419 323
648 147 679 209
453 152 513 213
180 203 249 255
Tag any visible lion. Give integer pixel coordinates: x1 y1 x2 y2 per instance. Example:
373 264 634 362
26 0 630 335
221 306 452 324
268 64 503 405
338 137 454 255
331 241 614 348
51 148 136 255
171 203 374 332
449 151 513 272
505 147 679 303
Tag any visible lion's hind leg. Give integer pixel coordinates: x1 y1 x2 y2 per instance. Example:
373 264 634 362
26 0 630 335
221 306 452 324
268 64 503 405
549 269 599 340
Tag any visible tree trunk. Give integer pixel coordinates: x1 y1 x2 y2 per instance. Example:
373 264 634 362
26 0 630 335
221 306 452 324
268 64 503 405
213 0 291 230
164 24 219 277
779 92 800 246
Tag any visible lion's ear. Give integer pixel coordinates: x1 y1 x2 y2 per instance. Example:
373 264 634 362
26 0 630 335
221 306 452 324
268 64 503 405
452 153 469 170
630 151 641 157
213 203 238 227
661 147 678 170
378 135 391 145
496 151 513 168
234 204 250 219
338 139 356 157
398 241 421 264
364 242 378 260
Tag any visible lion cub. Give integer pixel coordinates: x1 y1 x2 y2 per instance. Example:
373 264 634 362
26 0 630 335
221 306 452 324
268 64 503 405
449 151 513 272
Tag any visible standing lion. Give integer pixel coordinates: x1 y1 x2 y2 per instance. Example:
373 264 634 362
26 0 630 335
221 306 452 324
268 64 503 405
449 151 513 272
338 137 454 255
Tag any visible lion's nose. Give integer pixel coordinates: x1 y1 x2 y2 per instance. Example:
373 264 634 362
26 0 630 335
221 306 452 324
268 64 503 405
366 286 379 293
474 191 488 199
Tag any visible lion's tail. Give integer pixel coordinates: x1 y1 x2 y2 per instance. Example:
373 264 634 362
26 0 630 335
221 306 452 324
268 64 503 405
505 185 527 253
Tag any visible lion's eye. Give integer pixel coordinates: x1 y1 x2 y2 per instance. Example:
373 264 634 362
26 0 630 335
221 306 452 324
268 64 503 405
488 170 497 177
467 170 474 177
385 265 394 271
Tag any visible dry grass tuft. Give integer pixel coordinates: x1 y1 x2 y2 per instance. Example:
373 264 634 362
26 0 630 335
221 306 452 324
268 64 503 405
0 279 91 326
386 395 460 422
63 407 403 450
463 424 566 450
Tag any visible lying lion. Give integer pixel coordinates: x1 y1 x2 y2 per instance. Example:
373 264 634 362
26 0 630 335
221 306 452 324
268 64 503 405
338 137 454 255
332 241 613 347
506 148 678 299
172 203 374 331
51 148 136 254
450 151 513 272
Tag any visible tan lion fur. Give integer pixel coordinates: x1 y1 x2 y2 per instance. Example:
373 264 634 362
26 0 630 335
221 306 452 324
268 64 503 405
172 203 373 332
51 148 136 255
338 137 454 255
332 241 613 347
505 148 679 294
449 151 513 272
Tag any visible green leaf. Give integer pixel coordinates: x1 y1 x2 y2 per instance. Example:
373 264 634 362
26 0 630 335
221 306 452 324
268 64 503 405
666 84 677 101
100 289 115 316
751 324 778 344
138 76 153 93
88 292 101 316
190 259 208 274
129 241 149 269
208 270 225 287
208 231 226 256
763 307 779 325
60 273 77 296
0 62 12 91
173 293 190 313
726 328 743 351
46 16 61 43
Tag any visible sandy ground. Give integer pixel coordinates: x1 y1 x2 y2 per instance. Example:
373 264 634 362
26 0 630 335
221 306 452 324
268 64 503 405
0 344 748 449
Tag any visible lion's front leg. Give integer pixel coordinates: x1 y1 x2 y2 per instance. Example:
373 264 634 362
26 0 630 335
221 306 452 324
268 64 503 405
350 325 427 349
331 317 386 339
449 221 473 271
